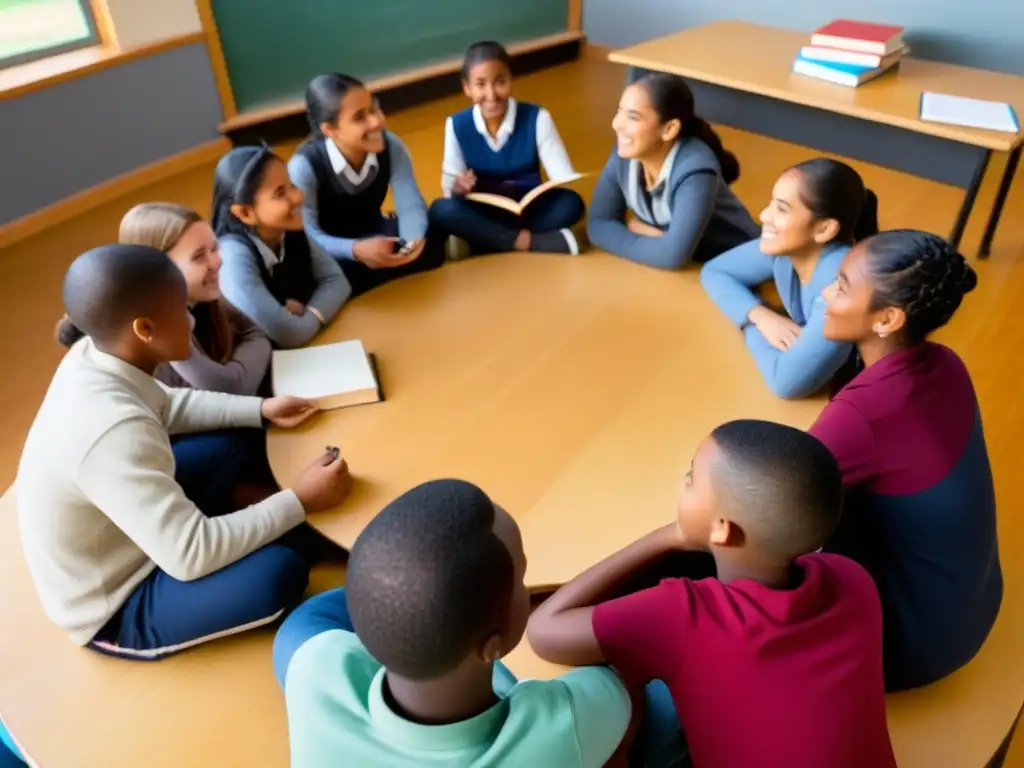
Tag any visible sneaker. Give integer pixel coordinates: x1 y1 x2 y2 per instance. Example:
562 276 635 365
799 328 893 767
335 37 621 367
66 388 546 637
530 230 575 255
446 236 471 262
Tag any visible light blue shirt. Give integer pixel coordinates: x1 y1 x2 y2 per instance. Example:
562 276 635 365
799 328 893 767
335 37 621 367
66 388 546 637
700 239 854 398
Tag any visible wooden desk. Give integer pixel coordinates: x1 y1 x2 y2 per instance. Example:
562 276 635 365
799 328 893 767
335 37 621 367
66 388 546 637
609 21 1024 258
267 253 824 590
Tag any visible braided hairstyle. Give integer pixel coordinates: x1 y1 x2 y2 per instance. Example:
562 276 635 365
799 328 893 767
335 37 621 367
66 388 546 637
864 230 978 342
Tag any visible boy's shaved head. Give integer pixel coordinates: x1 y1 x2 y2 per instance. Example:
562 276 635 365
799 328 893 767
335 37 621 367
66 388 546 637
62 244 185 344
708 420 843 558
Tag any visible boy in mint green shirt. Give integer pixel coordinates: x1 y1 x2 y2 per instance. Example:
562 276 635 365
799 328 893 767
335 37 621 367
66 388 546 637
273 479 632 767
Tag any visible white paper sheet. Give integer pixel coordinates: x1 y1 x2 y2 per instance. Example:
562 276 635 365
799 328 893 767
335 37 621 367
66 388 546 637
272 340 375 400
920 92 1019 133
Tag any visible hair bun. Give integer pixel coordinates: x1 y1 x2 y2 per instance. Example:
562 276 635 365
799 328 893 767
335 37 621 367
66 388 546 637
954 256 978 295
55 314 86 348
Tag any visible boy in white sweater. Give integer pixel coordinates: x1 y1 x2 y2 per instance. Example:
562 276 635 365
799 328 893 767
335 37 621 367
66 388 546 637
17 244 350 659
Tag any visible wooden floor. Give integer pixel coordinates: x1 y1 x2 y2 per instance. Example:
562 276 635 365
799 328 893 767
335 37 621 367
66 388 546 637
1 54 1023 762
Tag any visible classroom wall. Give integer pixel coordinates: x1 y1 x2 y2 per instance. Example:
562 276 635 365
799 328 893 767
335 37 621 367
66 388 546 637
0 0 219 227
583 0 1024 76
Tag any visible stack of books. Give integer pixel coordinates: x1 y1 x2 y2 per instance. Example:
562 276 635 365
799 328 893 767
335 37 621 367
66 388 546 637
793 20 907 87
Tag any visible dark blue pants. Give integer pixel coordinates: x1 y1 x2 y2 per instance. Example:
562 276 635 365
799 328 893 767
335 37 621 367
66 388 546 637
428 189 586 255
338 214 446 297
88 429 311 660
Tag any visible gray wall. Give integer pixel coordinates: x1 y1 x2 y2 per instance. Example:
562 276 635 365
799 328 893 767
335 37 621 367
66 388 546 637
584 0 1024 76
0 42 223 226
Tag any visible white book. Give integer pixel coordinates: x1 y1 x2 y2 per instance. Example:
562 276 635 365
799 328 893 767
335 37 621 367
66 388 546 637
272 340 382 410
920 92 1020 134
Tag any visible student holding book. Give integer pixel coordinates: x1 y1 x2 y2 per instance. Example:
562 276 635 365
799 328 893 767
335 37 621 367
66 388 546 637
273 479 635 767
587 73 759 271
427 41 586 258
527 419 896 768
700 159 878 399
213 146 351 349
19 245 352 659
811 230 1001 691
110 202 271 395
289 73 445 296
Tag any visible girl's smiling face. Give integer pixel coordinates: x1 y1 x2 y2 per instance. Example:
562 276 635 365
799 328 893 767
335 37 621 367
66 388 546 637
321 86 387 156
166 221 222 305
230 156 305 236
463 59 513 123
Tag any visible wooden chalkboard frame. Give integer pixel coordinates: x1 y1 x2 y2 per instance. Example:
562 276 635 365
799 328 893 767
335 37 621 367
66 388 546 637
196 0 583 131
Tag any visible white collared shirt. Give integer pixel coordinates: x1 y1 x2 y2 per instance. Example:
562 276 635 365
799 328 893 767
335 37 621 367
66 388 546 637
250 234 284 271
625 141 682 228
325 139 379 186
441 97 576 196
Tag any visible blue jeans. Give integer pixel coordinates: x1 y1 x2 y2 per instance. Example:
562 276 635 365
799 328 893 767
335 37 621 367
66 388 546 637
88 429 311 660
338 214 446 297
630 680 690 768
428 190 586 255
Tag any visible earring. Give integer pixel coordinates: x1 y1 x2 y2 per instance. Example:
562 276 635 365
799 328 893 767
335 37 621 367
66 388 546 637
874 325 888 339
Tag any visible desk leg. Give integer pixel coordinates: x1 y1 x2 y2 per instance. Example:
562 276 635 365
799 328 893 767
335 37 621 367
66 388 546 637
978 146 1021 259
949 150 991 251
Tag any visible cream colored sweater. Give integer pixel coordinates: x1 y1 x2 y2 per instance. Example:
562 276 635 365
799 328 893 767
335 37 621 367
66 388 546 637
16 339 305 645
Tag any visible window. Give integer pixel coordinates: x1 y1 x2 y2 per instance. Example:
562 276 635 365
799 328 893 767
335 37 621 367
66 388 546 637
0 0 100 70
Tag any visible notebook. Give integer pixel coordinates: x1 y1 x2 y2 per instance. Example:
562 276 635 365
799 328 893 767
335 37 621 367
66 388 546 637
798 45 908 69
811 20 905 56
792 54 894 88
919 93 1020 134
272 340 383 410
466 173 585 215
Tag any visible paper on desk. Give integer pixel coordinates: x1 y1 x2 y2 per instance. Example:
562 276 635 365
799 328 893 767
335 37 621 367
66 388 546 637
920 92 1019 133
272 340 376 400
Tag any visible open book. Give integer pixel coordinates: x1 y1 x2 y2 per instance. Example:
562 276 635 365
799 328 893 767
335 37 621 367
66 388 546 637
272 340 383 410
466 173 584 215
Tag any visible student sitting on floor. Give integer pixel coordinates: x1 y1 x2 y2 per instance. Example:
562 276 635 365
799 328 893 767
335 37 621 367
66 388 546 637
428 41 586 258
113 202 272 395
528 419 896 768
811 230 1001 692
273 479 635 767
289 73 445 296
213 145 351 349
587 73 759 271
18 244 352 659
700 159 879 399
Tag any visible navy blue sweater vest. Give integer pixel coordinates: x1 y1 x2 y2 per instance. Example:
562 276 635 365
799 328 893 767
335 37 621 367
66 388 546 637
452 102 542 198
294 137 391 238
223 232 316 306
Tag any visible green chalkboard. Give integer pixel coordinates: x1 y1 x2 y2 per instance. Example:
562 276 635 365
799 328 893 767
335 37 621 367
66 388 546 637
210 0 570 114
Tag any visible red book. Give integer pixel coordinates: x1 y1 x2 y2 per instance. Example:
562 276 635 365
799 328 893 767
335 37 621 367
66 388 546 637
811 20 905 56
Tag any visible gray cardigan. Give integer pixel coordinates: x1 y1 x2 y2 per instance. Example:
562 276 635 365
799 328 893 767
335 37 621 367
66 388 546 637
587 139 759 270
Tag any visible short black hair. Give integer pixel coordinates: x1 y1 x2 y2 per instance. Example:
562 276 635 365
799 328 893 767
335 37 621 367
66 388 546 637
60 244 185 346
346 479 514 680
305 72 366 136
709 420 843 559
461 41 511 80
863 229 978 342
788 158 878 244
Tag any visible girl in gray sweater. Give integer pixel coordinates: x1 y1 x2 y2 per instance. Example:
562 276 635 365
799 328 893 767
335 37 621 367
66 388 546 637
588 73 759 270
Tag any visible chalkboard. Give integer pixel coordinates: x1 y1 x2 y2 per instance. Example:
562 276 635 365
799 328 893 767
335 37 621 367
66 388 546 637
210 0 571 114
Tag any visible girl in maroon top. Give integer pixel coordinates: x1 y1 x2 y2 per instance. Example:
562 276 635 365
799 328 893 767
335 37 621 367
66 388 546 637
811 229 1001 692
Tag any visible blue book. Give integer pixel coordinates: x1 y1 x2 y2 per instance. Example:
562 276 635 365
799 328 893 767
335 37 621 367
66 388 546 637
792 52 894 87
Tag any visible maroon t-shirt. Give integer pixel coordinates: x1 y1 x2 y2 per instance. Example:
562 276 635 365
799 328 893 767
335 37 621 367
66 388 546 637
592 553 896 767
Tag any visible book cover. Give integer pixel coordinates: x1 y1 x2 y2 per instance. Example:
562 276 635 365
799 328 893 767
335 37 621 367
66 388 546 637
811 19 905 55
272 340 383 411
792 54 895 88
799 45 907 69
919 92 1020 134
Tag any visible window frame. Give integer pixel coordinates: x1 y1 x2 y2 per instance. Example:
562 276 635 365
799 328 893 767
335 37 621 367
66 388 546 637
0 0 102 71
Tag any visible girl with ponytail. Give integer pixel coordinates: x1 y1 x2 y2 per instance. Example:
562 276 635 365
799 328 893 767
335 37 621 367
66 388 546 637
587 72 759 270
810 230 1000 692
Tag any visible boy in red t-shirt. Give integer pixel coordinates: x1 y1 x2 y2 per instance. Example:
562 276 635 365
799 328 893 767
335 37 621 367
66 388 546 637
527 419 896 768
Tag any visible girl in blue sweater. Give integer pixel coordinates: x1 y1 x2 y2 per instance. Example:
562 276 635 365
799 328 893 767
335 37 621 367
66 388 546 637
289 73 445 296
428 41 586 258
700 158 879 399
588 73 759 270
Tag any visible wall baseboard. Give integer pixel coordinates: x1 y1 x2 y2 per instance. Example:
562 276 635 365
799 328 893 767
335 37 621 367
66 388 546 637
0 138 230 251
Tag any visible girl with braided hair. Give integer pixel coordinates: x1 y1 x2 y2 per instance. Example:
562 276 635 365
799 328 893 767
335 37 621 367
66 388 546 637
810 229 1001 691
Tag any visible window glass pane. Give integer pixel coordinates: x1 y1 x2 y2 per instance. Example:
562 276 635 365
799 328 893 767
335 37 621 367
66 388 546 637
0 0 93 64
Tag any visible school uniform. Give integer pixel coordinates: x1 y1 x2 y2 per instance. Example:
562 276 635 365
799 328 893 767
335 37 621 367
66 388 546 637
289 132 445 296
16 338 311 658
218 230 351 349
593 553 897 768
810 343 1002 691
588 139 759 270
155 300 271 396
429 98 586 256
700 239 856 399
273 589 632 768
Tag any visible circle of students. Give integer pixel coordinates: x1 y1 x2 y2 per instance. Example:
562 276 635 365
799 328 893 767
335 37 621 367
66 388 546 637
4 40 1000 768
